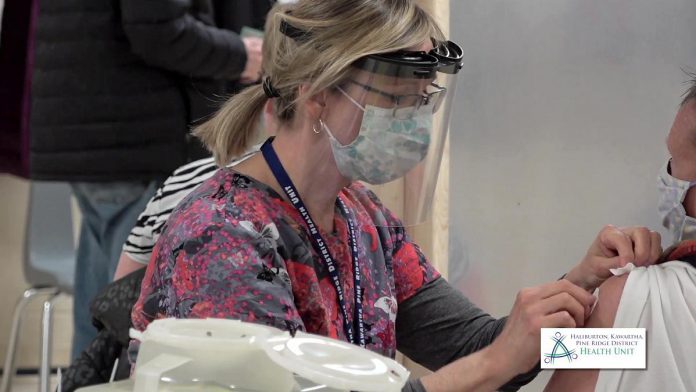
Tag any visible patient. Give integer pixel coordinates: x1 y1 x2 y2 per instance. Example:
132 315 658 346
545 76 696 392
544 248 696 392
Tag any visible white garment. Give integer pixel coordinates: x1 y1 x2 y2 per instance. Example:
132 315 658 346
609 263 636 277
657 160 696 243
595 261 696 392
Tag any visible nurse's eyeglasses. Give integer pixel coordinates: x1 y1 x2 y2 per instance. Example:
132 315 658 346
344 79 446 119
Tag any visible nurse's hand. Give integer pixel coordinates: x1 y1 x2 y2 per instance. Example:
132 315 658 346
489 279 596 377
240 37 263 84
565 225 661 292
421 280 594 391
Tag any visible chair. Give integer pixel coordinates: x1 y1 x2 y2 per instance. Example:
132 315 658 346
1 181 76 392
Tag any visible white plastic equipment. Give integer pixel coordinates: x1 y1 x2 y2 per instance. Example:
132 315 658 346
76 318 409 392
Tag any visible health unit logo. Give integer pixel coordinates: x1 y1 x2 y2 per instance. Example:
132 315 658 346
544 332 578 364
540 328 646 369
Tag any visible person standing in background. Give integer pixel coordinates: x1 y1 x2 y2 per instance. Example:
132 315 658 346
28 0 273 359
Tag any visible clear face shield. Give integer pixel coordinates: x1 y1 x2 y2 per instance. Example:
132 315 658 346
320 41 463 227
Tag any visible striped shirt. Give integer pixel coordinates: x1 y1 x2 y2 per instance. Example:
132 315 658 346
123 148 258 264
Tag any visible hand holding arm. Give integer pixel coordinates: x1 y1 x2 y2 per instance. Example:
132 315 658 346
565 225 661 291
416 280 594 392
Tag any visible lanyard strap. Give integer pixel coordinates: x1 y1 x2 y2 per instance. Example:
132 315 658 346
261 138 366 347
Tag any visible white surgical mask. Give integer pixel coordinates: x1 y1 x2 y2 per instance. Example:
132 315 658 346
323 89 433 184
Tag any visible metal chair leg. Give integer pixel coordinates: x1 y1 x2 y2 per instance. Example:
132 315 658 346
39 293 61 392
1 287 59 392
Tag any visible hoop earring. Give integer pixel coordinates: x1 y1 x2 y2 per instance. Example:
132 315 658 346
313 121 322 134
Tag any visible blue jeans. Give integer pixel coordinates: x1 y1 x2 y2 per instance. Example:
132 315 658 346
69 180 159 359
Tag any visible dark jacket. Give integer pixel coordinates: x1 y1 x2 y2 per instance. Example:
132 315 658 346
0 0 38 178
29 0 272 181
60 268 145 392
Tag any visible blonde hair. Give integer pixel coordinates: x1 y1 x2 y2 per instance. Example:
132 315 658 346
195 0 445 166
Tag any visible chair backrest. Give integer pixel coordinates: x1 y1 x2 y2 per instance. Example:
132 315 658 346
23 181 75 293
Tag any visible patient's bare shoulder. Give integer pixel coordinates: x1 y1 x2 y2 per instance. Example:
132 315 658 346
586 274 629 328
543 275 630 392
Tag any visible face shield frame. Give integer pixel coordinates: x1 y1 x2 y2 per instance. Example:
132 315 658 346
342 41 463 227
280 20 464 227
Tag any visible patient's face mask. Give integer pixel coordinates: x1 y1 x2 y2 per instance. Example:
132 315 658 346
323 87 433 185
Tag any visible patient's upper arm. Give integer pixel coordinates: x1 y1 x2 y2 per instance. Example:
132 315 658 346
543 275 629 392
586 274 629 328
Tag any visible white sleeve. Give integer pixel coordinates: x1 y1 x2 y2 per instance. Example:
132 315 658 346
122 186 164 264
595 262 696 392
657 160 696 244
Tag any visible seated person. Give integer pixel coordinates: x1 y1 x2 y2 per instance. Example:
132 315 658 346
114 147 259 280
544 246 696 392
545 75 696 392
59 149 257 392
66 0 659 391
125 2 664 391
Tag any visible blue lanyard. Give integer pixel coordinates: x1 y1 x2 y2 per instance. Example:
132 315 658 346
261 138 366 347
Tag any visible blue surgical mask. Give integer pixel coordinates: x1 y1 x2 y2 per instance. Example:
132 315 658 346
322 89 433 185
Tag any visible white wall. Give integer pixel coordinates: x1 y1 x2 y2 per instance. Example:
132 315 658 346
448 1 696 390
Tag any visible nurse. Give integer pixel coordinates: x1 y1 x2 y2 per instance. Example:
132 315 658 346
131 1 661 391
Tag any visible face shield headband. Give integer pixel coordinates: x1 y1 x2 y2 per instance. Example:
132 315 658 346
279 20 463 78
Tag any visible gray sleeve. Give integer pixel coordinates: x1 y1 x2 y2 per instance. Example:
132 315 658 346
397 277 540 392
120 0 247 80
402 379 427 392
